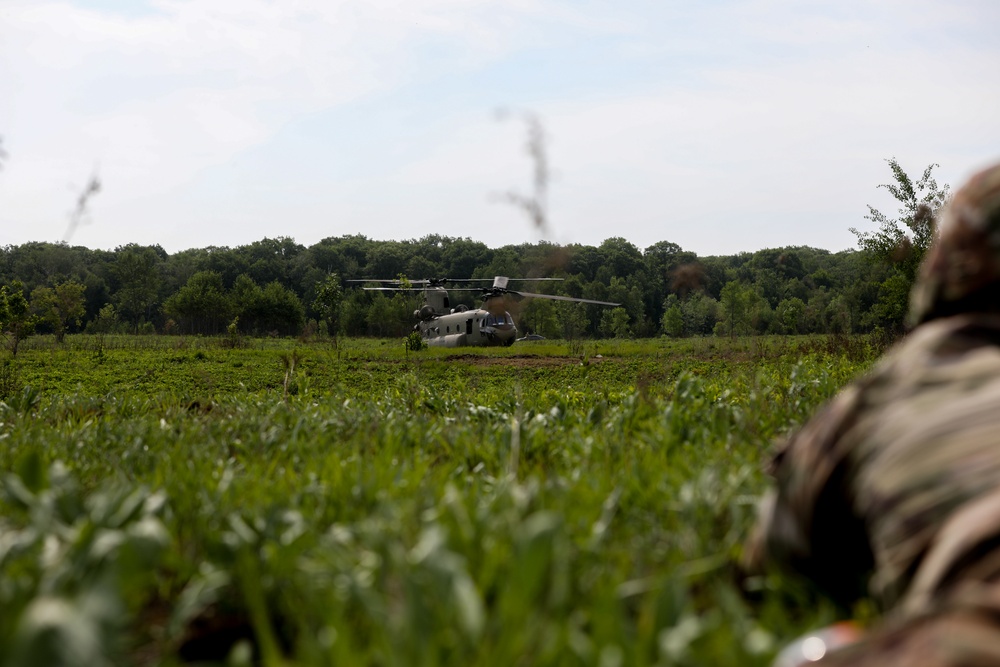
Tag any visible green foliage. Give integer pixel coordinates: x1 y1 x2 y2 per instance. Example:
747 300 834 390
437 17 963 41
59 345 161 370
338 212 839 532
0 357 22 400
0 231 931 338
558 302 589 340
599 307 631 338
681 292 719 336
0 335 876 665
222 316 247 349
86 304 122 335
0 451 168 667
164 272 307 337
661 295 684 337
365 292 415 338
775 297 806 335
850 158 951 332
521 298 560 338
312 273 344 339
404 330 426 351
257 281 306 335
163 270 232 335
852 159 949 271
31 280 86 343
718 281 764 338
0 281 37 355
111 244 161 333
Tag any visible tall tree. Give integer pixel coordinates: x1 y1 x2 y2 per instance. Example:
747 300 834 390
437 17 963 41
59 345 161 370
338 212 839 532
31 281 86 343
112 245 162 333
717 281 760 337
256 281 305 335
312 273 344 340
0 281 36 355
163 271 232 335
850 158 950 331
599 307 631 338
661 294 684 337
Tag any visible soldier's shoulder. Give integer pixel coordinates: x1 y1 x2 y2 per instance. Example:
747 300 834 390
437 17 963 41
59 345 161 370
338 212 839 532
879 315 1000 371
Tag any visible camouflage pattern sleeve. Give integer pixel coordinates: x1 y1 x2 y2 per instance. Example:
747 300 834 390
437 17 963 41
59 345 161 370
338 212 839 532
744 382 874 605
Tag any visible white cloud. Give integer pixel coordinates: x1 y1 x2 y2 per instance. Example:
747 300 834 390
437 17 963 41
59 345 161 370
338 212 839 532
0 0 998 253
1 0 553 245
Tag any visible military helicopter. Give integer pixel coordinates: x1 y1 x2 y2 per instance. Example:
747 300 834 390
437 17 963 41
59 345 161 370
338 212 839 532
352 276 619 348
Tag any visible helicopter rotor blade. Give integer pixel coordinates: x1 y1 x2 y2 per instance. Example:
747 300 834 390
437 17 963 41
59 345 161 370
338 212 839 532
349 277 505 287
504 290 620 307
350 281 438 288
349 276 565 287
504 278 564 282
489 276 567 289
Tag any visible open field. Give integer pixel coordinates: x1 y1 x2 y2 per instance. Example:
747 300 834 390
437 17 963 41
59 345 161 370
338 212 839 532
0 335 882 666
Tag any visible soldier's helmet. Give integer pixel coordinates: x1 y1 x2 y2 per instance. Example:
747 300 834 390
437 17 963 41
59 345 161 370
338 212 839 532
909 162 1000 326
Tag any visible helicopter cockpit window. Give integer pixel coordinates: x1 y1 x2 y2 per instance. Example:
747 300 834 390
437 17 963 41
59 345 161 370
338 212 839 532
484 313 513 327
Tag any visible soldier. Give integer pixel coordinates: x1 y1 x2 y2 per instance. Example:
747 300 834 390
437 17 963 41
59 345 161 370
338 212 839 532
745 162 1000 664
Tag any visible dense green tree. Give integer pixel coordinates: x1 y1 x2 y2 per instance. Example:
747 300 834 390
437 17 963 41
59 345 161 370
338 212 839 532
339 294 369 336
112 244 162 333
642 240 695 325
697 257 730 299
228 274 304 335
312 273 344 339
364 243 408 280
597 238 642 282
31 280 86 342
442 238 491 278
0 281 36 355
256 281 306 335
87 304 121 334
365 293 413 337
231 273 263 326
599 307 631 338
661 295 684 337
827 294 853 333
314 235 370 279
242 238 295 287
681 292 719 335
783 278 810 303
850 158 950 332
476 246 521 279
163 271 232 335
717 281 756 337
557 302 589 340
775 297 806 335
519 298 560 338
0 229 951 339
565 244 603 282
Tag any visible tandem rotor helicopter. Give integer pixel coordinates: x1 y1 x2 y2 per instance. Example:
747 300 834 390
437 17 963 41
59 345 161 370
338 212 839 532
351 276 619 348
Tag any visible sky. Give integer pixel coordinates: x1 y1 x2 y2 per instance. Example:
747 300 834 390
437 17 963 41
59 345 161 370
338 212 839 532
1 0 999 257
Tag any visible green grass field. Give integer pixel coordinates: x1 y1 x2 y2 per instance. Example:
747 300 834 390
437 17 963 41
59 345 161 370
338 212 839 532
0 334 881 666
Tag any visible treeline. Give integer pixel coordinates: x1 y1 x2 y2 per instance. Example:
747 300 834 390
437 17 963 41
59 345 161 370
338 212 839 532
0 234 906 342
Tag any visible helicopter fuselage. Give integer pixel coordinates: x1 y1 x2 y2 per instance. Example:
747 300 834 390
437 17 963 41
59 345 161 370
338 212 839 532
416 308 517 347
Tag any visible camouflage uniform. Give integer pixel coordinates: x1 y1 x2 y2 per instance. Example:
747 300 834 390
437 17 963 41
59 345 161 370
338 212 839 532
746 162 1000 664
